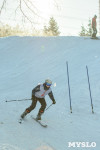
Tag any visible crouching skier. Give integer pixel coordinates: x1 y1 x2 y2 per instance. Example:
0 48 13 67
21 79 56 120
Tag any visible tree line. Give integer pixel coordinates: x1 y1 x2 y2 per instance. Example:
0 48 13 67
0 0 93 37
0 17 60 37
0 17 93 37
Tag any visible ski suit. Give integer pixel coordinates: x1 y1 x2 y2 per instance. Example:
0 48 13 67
26 83 55 114
92 16 97 38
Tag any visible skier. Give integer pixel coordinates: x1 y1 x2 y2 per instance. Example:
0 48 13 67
21 79 56 120
92 15 97 38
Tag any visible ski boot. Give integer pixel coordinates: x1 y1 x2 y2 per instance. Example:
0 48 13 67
36 111 43 120
21 109 29 119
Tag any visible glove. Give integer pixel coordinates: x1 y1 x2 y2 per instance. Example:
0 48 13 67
52 99 56 104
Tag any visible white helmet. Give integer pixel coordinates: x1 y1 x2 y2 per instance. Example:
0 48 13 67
45 79 52 85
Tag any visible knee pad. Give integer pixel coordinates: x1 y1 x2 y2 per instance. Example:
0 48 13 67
26 109 30 113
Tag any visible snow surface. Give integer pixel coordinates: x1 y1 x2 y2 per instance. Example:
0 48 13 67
0 36 100 150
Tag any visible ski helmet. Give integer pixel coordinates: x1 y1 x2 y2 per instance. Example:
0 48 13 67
45 79 52 86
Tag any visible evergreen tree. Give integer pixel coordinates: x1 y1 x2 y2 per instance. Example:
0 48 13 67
79 18 92 36
79 24 86 36
86 18 92 36
43 17 60 36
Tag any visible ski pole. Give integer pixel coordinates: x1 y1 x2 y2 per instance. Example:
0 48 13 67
45 104 53 111
5 98 31 102
66 61 72 113
86 66 94 113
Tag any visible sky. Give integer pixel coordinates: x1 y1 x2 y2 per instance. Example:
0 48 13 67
0 0 99 35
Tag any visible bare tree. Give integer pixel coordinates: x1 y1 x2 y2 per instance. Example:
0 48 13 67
0 0 59 25
0 0 7 14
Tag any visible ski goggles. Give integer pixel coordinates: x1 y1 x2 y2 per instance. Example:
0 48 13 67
46 82 52 86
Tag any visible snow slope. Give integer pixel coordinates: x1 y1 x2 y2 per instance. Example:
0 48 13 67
0 36 100 150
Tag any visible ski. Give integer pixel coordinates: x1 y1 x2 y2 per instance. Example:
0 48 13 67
19 118 24 124
31 116 47 128
19 116 47 128
90 37 100 40
84 37 100 40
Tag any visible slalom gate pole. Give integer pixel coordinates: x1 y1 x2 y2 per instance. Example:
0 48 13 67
66 61 72 113
45 104 53 111
86 66 94 113
5 98 31 102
